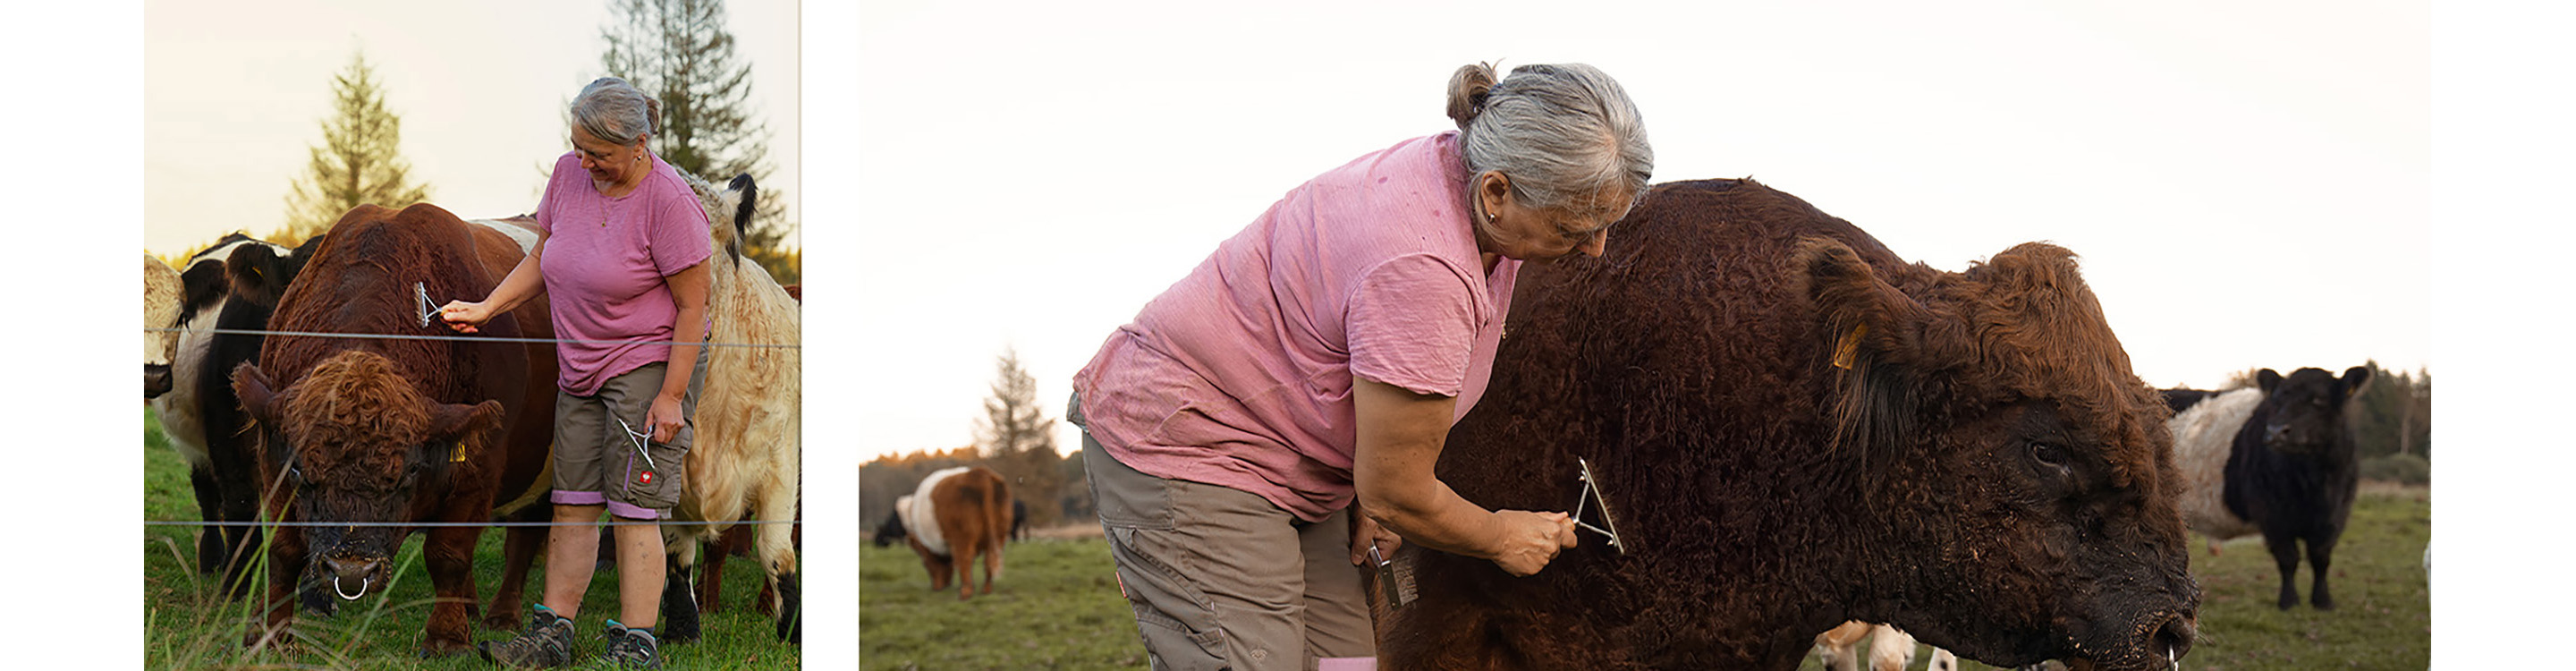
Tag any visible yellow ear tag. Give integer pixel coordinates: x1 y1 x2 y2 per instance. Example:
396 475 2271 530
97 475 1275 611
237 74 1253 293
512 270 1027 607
452 447 469 463
1832 324 1868 370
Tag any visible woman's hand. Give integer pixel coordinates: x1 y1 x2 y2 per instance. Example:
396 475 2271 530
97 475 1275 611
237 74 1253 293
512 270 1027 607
645 390 686 444
1349 508 1405 566
439 301 495 333
1487 510 1579 577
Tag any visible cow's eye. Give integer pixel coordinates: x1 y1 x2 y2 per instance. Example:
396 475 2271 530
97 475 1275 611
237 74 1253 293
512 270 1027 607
2030 442 2070 467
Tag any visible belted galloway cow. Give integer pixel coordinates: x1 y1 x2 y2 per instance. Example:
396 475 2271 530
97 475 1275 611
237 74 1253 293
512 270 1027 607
2166 366 2371 610
231 203 555 655
1382 179 2200 671
149 234 323 596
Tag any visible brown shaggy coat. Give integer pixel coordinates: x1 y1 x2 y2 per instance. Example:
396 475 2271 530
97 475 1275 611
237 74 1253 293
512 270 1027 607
230 203 555 656
1381 180 2198 671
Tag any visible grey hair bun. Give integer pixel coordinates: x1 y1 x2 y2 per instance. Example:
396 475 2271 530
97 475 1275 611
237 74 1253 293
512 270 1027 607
1446 62 1499 131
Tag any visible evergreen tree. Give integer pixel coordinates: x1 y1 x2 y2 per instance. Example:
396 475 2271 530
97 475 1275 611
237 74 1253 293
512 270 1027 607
280 51 431 244
977 348 1064 527
599 0 797 283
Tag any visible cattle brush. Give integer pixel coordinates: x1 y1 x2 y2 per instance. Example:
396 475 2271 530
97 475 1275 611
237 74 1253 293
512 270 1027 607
415 282 436 327
1574 457 1628 555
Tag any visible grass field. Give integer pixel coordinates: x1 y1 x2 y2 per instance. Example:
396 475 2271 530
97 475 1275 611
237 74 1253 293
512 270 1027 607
144 408 802 670
859 485 2430 671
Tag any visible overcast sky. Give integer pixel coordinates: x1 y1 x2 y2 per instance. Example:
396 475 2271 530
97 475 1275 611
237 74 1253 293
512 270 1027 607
144 0 801 256
852 0 2428 462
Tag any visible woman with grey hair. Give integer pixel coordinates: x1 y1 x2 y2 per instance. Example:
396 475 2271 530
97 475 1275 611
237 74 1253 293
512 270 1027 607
444 76 714 669
1071 62 1650 669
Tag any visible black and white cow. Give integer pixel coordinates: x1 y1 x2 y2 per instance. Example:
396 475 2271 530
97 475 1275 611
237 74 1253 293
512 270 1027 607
148 233 321 596
2166 367 2372 610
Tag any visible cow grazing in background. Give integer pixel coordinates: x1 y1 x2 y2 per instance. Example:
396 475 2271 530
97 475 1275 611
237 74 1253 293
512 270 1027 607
148 234 320 596
900 466 1011 600
1011 499 1028 542
231 203 556 655
872 504 908 548
2167 367 2372 609
144 254 183 398
653 173 806 644
1383 180 2199 671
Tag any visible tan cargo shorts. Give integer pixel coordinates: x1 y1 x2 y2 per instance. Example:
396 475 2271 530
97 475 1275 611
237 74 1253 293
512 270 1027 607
550 350 708 520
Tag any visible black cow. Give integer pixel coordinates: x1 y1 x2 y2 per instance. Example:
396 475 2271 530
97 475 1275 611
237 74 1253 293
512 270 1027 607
1011 499 1028 542
872 505 907 548
2224 366 2372 610
147 233 322 597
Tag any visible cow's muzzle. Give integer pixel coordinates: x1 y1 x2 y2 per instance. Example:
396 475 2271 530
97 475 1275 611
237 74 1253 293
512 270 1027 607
322 556 387 600
144 364 173 399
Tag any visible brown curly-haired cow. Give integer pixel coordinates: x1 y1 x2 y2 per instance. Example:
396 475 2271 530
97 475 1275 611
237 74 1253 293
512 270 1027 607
1381 179 2200 671
231 203 556 656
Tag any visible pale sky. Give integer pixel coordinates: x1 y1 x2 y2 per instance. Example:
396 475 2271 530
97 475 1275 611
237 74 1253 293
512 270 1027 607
852 0 2428 462
143 0 801 256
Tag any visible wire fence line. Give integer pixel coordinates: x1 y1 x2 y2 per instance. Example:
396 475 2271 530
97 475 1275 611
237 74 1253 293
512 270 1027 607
144 327 799 350
145 519 802 528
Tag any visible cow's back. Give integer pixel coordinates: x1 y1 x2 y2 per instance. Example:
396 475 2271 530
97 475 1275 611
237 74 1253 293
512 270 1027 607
2168 387 2262 540
906 467 970 556
260 204 552 499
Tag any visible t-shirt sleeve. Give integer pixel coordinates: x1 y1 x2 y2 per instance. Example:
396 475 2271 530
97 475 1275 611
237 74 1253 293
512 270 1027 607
1345 253 1483 397
648 180 716 276
535 152 580 235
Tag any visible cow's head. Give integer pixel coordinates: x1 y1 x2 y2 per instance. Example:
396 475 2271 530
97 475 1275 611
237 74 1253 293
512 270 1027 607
872 501 909 548
1804 239 2199 671
224 233 323 312
2254 367 2369 456
232 351 501 601
143 254 183 398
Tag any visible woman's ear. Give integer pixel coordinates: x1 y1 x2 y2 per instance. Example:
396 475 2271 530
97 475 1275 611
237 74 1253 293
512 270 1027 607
1477 171 1513 222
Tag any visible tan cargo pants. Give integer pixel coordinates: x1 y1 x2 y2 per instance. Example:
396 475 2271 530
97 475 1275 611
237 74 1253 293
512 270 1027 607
1074 394 1374 671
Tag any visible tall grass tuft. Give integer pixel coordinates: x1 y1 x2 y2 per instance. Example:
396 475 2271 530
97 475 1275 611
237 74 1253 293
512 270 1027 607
145 408 801 670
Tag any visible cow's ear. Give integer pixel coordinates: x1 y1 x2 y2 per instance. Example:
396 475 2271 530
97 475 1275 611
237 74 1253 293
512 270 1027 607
2339 366 2374 399
1796 237 1931 460
225 243 288 309
2257 369 2284 395
426 400 504 463
231 362 278 424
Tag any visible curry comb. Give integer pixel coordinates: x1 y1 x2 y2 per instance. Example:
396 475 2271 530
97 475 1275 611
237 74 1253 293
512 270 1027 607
415 282 436 327
1574 457 1628 555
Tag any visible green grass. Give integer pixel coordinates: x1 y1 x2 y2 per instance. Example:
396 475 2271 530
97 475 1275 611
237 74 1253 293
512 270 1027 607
860 538 1140 670
144 408 801 670
860 488 2430 671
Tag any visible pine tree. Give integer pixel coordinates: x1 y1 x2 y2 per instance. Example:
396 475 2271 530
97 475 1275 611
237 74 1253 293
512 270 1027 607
599 0 797 284
976 348 1063 527
279 51 431 244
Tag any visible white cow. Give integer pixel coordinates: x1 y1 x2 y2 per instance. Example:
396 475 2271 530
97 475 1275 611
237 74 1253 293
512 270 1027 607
658 172 804 644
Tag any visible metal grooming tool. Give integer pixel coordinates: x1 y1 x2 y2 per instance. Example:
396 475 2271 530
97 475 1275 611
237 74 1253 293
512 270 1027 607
614 412 664 488
1368 543 1407 607
1573 457 1628 555
415 282 436 327
613 413 658 470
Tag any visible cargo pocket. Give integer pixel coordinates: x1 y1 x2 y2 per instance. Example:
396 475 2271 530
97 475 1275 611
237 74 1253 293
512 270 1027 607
1107 526 1230 671
621 438 689 511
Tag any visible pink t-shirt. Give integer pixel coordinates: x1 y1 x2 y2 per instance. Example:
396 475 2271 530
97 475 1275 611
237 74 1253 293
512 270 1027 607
535 151 714 395
1072 132 1521 522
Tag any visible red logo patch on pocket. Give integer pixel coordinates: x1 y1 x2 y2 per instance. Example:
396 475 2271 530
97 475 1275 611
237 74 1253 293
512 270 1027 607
638 470 657 485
